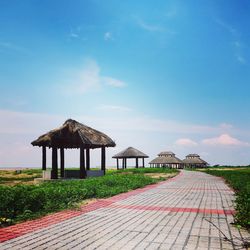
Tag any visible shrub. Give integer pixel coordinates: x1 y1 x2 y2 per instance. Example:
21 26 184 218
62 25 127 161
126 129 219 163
0 173 157 225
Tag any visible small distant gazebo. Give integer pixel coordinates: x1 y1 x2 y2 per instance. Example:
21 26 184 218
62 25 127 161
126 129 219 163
149 151 183 169
31 119 116 179
112 147 149 169
182 154 208 168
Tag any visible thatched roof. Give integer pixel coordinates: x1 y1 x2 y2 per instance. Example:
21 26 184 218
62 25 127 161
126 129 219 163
186 154 200 158
183 154 207 165
150 151 183 164
149 156 183 164
112 147 149 159
31 119 116 149
158 151 175 156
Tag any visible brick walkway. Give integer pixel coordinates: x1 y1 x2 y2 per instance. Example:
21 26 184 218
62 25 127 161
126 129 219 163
0 170 249 250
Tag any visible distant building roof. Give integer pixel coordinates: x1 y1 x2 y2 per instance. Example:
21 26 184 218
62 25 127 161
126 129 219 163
186 154 200 158
150 151 182 164
183 154 207 165
112 147 149 159
158 151 175 156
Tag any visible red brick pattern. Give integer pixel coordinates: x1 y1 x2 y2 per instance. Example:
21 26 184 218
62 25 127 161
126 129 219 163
0 210 82 243
109 203 235 215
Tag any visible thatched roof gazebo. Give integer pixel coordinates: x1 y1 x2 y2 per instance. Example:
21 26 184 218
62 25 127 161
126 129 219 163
149 151 183 169
182 154 208 168
31 119 116 179
112 147 149 169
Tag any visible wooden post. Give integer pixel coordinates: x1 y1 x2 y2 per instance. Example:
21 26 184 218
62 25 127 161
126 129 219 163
86 148 90 171
101 147 106 174
42 146 46 170
80 147 86 179
142 158 145 168
125 158 127 169
116 158 119 170
51 147 58 179
122 158 125 169
136 158 138 168
60 148 64 178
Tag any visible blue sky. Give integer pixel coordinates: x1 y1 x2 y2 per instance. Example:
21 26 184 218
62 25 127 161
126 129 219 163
0 0 250 167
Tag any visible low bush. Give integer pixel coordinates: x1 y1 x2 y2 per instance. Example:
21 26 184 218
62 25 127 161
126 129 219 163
0 173 157 226
111 167 179 174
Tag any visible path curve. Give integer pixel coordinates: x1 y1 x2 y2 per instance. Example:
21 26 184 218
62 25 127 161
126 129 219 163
0 170 249 249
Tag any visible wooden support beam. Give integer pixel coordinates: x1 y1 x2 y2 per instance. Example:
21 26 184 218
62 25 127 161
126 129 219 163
125 158 127 169
122 158 124 169
60 148 64 178
116 158 119 170
136 158 139 168
42 146 46 170
80 147 86 179
142 158 145 168
101 147 106 174
86 148 90 171
51 147 58 179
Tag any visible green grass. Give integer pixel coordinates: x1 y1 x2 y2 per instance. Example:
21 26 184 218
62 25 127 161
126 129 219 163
0 167 178 227
107 167 179 175
203 168 250 229
209 165 250 169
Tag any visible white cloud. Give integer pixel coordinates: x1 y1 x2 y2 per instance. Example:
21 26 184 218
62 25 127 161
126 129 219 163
175 138 198 146
233 41 246 64
68 26 82 39
215 19 237 35
0 109 64 135
138 19 164 32
97 105 131 112
104 32 113 41
62 59 126 94
102 76 126 87
165 9 177 18
1 109 250 167
233 41 241 48
75 60 101 93
69 32 79 38
0 41 29 54
219 123 233 130
0 109 221 137
215 19 247 64
236 54 246 64
202 134 249 146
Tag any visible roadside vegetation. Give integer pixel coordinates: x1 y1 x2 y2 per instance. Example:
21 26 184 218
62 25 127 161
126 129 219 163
203 167 250 230
0 167 178 227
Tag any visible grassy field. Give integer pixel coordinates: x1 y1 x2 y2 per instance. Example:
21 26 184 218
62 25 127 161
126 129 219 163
0 167 178 227
0 169 42 186
203 167 250 230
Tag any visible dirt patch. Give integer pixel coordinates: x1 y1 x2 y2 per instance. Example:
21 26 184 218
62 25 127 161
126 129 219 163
144 173 177 179
119 172 133 175
199 168 248 171
214 168 248 171
0 170 42 186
